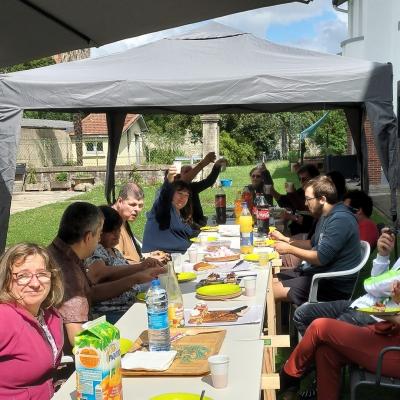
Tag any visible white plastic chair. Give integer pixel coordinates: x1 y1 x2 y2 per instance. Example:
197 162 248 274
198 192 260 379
308 240 371 303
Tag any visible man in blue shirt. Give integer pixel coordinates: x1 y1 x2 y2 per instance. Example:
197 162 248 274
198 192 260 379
272 175 361 306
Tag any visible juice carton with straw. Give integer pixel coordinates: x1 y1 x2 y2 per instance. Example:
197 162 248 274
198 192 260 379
75 316 123 400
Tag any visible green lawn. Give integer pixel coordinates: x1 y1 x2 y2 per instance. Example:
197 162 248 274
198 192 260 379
7 160 298 247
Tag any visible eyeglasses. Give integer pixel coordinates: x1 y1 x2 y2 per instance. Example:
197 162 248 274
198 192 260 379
251 174 262 178
12 271 52 285
305 196 319 203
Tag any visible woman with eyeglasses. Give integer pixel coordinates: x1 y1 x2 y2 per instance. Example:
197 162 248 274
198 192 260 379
244 163 274 207
0 243 64 399
142 165 196 254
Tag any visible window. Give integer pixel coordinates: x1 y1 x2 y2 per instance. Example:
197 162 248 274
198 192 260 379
85 141 104 154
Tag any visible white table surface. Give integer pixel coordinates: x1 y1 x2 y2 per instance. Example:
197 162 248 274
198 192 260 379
53 229 272 400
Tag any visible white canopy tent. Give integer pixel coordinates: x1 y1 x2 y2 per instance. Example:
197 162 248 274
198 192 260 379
0 22 398 251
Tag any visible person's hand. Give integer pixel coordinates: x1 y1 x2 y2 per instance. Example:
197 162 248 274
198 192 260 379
167 166 178 182
203 152 216 165
133 265 167 283
377 228 395 257
392 281 400 304
273 241 292 255
140 257 164 270
215 158 227 168
149 251 170 263
270 229 289 243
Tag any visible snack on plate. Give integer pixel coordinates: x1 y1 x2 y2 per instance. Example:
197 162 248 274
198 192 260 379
188 304 239 324
372 302 386 312
224 272 237 284
206 241 231 252
193 261 216 271
206 273 221 282
204 246 240 262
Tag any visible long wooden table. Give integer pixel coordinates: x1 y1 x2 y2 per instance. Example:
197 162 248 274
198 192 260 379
53 231 278 400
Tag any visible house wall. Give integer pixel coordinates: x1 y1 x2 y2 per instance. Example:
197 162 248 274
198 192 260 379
17 127 74 167
71 122 145 167
341 0 400 185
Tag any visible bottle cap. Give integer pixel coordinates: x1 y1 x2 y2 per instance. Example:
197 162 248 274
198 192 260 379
151 279 160 287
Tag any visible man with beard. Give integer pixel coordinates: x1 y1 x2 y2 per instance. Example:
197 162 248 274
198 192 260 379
272 175 361 306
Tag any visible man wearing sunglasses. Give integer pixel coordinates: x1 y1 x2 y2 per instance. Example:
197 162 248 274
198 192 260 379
272 164 319 236
273 175 361 306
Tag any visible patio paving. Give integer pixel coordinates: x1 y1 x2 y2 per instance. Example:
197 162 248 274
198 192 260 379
10 191 82 214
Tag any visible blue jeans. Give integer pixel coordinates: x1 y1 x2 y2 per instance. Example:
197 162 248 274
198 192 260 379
293 300 376 336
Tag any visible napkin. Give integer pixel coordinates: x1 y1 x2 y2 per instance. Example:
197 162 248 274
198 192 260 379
121 350 177 371
218 224 240 237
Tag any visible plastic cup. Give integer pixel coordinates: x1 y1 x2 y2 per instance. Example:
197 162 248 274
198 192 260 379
188 247 198 263
243 276 257 296
285 182 295 193
199 235 208 249
258 252 269 267
263 184 272 195
208 354 229 388
173 160 182 174
171 253 183 273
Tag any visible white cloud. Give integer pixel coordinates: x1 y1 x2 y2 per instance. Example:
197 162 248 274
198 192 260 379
91 0 347 57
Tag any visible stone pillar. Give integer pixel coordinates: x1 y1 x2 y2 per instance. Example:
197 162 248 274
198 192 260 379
200 114 221 178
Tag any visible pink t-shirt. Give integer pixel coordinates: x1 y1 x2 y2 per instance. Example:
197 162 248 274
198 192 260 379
359 218 379 250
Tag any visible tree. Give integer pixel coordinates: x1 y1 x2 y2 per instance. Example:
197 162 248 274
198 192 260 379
309 110 348 155
220 131 255 165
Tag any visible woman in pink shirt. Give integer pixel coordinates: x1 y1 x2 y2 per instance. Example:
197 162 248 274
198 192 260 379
0 243 64 399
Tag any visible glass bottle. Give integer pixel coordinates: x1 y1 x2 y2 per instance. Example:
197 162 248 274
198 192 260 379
166 261 185 328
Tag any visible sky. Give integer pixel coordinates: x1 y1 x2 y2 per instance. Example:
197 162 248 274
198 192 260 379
91 0 348 58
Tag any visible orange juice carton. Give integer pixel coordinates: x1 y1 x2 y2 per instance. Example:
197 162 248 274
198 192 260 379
75 316 123 400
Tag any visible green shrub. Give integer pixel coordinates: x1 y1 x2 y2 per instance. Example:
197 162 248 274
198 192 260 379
146 148 185 165
288 150 299 163
129 165 143 185
220 131 255 166
55 172 68 182
26 167 37 184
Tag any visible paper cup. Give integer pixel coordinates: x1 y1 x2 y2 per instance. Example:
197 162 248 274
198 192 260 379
285 182 295 193
243 276 257 297
188 247 198 264
173 160 182 174
171 253 183 273
199 235 208 249
263 184 272 195
258 252 269 267
208 354 229 388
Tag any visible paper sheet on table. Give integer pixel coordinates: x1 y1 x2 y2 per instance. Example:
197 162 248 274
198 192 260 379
184 305 263 326
218 224 240 237
121 350 177 371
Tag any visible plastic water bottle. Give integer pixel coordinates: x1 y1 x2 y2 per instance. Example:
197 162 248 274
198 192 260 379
145 279 171 351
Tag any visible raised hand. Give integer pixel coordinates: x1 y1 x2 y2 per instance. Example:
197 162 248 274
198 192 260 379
377 228 395 257
167 166 178 182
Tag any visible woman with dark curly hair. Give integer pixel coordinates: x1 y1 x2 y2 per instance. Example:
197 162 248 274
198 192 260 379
142 165 196 253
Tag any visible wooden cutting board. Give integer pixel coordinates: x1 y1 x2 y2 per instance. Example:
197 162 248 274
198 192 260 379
122 328 226 376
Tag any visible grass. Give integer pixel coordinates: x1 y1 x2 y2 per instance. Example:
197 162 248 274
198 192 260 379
6 160 298 247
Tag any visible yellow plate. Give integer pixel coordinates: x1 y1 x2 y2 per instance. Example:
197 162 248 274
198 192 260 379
200 226 219 232
136 292 146 302
358 307 400 316
244 251 279 262
244 253 260 262
196 283 241 297
120 338 133 355
150 393 213 400
269 226 277 232
177 272 197 282
190 236 218 243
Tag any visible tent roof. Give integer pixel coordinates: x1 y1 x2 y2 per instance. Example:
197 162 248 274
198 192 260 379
1 22 392 114
0 0 305 68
